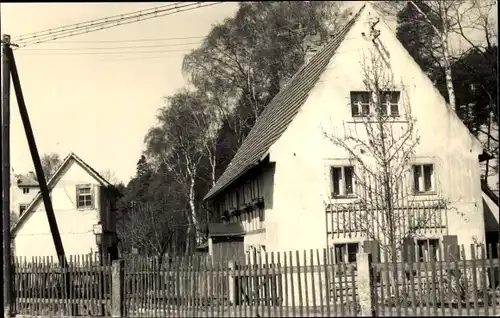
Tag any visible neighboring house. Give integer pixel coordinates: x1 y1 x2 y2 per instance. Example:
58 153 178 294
11 152 122 260
10 170 40 219
202 4 491 263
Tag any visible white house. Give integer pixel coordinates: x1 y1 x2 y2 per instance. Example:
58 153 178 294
10 170 40 220
11 152 121 260
203 3 491 263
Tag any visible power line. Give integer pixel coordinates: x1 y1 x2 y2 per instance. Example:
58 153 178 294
13 2 207 47
11 2 185 42
20 41 202 51
13 2 222 48
37 36 206 44
17 48 193 56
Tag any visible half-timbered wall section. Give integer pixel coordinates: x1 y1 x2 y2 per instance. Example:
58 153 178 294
213 170 266 234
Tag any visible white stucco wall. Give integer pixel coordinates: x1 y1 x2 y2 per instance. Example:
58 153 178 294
13 161 103 260
268 5 485 254
10 177 39 219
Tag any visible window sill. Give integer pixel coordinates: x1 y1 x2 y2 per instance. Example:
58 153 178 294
412 191 437 197
346 117 407 124
331 195 357 200
77 207 95 211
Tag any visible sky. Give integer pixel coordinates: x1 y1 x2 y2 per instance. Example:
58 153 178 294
1 2 239 184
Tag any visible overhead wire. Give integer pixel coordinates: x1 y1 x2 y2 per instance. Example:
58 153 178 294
11 2 184 42
15 24 313 57
36 36 206 44
11 2 192 45
12 2 222 49
19 42 203 51
12 3 211 48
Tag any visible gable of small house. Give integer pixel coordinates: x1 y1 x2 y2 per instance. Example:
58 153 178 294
12 153 121 258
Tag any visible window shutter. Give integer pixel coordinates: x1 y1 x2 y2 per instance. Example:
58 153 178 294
75 185 79 209
402 237 416 263
363 240 380 263
91 184 96 209
442 235 458 263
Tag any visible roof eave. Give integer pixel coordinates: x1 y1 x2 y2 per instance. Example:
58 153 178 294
203 153 269 201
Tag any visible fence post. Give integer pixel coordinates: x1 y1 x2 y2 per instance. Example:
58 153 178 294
228 260 235 305
111 259 124 318
356 252 375 317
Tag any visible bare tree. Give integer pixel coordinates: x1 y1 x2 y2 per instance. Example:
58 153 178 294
323 50 448 296
99 169 120 185
117 201 177 258
41 152 62 180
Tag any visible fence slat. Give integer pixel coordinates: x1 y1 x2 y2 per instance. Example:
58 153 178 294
471 244 479 316
480 245 489 316
296 250 303 316
316 249 324 318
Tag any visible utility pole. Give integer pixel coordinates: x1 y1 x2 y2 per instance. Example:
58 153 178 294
1 33 13 318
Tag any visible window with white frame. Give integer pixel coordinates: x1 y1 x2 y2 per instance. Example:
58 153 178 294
380 91 400 116
331 166 355 197
351 91 400 117
76 184 93 209
417 238 439 262
413 164 435 194
22 187 30 194
334 243 359 263
350 91 370 116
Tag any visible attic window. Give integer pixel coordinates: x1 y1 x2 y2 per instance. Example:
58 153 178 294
380 91 400 116
350 91 370 116
22 187 30 194
76 184 94 209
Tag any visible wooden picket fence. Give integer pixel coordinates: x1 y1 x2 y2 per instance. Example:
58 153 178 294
11 244 500 317
12 254 112 317
371 243 500 316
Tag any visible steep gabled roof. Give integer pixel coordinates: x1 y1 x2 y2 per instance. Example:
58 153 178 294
204 4 367 200
11 152 122 236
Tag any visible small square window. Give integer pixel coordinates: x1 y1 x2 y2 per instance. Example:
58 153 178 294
350 92 370 116
334 243 359 263
22 187 30 194
417 239 439 262
331 166 355 197
413 164 435 194
380 91 400 116
76 185 93 209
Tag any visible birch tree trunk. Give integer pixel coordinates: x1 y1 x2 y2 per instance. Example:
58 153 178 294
440 28 456 111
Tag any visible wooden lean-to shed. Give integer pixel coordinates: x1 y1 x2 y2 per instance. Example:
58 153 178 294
207 223 246 264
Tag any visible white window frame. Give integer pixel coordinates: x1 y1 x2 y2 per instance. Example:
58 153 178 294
412 164 436 194
334 242 359 263
22 187 30 194
351 91 401 117
350 91 371 117
331 165 355 197
76 184 93 210
380 91 400 116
